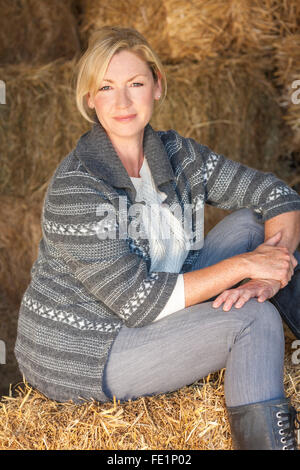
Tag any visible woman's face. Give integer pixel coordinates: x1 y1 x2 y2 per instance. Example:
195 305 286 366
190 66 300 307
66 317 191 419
87 49 162 143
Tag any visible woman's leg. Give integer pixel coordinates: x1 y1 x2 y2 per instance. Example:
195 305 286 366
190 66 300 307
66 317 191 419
191 208 265 271
102 208 285 406
191 207 300 270
103 298 285 407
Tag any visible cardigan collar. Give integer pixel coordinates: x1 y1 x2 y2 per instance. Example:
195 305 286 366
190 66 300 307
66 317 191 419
74 121 176 203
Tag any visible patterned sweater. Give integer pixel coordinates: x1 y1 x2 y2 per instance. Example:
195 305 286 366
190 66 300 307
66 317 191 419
15 121 300 403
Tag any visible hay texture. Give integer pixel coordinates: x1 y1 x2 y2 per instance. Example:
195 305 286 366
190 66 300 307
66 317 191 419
151 57 284 176
274 34 300 153
0 195 43 304
162 0 278 64
0 330 298 450
78 0 170 61
1 55 286 200
0 59 89 198
0 295 23 398
78 0 298 66
272 0 300 36
0 0 81 65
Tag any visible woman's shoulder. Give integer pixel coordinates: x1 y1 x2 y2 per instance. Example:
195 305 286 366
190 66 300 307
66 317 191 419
155 127 215 161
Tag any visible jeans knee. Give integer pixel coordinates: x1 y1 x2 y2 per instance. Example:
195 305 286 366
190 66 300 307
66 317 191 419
227 208 261 228
243 298 284 336
221 209 263 234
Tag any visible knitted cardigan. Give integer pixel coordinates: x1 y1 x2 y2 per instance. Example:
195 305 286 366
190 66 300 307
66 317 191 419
15 121 300 403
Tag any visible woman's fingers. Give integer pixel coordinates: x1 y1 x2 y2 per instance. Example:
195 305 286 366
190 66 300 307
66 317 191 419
291 253 298 269
213 289 251 311
222 291 241 311
213 278 283 311
212 290 232 309
224 290 253 310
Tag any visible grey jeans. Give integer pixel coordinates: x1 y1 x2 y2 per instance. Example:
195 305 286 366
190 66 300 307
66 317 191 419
103 209 294 407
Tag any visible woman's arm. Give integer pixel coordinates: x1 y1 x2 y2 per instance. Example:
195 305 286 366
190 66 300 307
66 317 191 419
183 254 249 307
264 210 300 254
183 232 295 308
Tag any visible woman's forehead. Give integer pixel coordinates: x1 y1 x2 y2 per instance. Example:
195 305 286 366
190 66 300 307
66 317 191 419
104 50 150 76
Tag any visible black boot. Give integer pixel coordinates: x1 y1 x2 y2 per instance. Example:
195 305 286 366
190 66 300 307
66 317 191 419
227 398 300 450
269 266 300 339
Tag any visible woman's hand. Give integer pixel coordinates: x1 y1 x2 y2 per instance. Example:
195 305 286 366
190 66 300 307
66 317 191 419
212 278 282 311
243 231 298 288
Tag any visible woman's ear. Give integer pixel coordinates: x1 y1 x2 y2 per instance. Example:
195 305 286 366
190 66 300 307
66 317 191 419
155 72 163 100
86 92 95 109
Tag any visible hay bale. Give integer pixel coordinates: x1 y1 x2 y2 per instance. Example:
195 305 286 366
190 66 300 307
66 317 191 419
274 34 300 152
151 56 284 175
0 60 90 198
0 295 22 398
272 0 300 36
0 333 298 450
78 0 170 61
78 0 296 66
0 195 43 304
163 0 299 65
0 0 81 65
0 371 231 450
1 55 285 199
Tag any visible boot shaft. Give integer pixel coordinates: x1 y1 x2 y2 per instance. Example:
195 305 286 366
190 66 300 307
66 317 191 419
227 398 300 450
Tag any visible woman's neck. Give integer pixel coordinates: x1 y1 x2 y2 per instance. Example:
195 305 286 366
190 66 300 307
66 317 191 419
109 131 145 178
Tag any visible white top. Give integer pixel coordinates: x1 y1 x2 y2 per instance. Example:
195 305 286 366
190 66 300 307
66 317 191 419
130 156 190 322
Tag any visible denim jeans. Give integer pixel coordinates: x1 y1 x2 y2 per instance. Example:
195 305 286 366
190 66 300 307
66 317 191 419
102 208 293 407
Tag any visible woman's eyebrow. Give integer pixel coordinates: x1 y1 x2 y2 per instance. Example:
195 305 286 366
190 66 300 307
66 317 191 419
102 74 148 83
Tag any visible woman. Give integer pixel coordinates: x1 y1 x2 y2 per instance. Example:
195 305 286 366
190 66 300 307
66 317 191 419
15 26 300 450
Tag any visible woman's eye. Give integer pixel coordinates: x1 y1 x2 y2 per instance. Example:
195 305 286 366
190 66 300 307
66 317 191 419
99 83 143 91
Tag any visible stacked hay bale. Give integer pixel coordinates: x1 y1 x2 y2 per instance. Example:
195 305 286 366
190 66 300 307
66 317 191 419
78 0 293 179
77 0 300 213
0 0 88 398
0 60 89 199
0 0 81 65
274 34 300 188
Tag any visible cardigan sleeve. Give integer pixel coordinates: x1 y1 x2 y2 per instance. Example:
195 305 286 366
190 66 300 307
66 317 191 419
188 138 300 222
42 168 179 328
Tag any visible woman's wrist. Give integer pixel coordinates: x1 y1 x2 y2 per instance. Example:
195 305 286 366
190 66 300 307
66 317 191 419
233 252 253 280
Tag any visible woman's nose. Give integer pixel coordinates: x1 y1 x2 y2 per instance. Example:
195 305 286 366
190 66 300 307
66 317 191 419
115 87 132 108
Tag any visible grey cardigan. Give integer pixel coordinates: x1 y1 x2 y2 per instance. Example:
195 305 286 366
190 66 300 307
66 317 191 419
15 122 300 403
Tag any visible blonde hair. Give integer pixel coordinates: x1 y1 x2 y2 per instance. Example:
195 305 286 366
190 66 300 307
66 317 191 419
75 26 167 123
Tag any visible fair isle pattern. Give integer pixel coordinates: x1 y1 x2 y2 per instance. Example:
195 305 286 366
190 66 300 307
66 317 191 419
22 294 119 333
267 185 297 202
15 122 300 404
203 152 221 184
119 272 159 321
44 220 98 236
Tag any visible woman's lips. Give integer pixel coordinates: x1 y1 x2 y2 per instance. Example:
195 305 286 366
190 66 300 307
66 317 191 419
113 114 136 122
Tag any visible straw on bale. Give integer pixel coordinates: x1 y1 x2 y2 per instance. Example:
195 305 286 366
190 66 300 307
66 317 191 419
78 0 297 67
0 327 298 450
151 56 285 177
0 60 90 198
274 34 300 149
0 0 81 65
0 295 23 398
163 0 300 64
0 195 43 304
1 55 287 199
162 0 276 65
272 0 300 36
77 0 170 61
